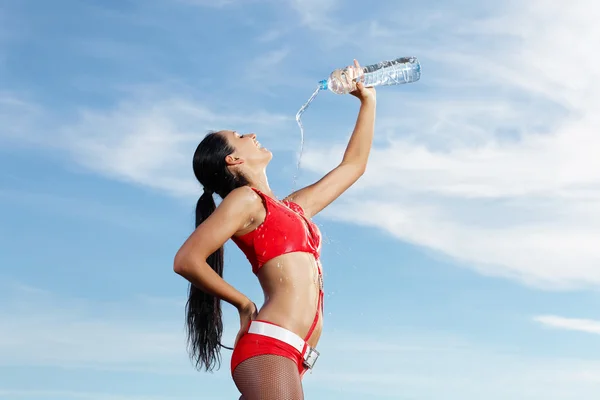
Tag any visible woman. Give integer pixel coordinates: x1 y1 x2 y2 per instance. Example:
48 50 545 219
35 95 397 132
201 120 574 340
173 59 376 399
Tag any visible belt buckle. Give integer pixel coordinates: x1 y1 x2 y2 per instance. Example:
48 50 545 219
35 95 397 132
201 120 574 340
303 346 320 369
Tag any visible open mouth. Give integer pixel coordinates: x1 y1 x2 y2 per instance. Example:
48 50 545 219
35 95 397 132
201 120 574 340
254 139 262 148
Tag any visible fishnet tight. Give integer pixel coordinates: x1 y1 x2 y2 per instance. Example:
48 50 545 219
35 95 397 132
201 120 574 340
233 354 304 400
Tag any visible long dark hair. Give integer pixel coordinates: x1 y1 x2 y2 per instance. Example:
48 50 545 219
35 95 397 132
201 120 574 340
186 131 249 372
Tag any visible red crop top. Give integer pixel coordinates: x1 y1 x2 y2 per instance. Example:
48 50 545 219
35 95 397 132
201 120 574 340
231 188 322 274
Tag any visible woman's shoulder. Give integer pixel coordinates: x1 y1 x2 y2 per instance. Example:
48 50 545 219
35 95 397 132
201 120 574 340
223 186 263 210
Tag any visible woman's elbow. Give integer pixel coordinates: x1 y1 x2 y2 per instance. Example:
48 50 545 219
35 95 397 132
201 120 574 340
173 249 193 276
352 163 366 180
357 164 366 177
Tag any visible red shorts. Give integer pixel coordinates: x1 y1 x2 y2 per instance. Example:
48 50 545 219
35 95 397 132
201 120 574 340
230 319 309 378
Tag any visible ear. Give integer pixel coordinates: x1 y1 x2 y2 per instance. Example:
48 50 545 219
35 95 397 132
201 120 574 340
225 154 245 166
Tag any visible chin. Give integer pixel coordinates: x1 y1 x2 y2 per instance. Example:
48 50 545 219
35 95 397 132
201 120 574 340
262 148 273 161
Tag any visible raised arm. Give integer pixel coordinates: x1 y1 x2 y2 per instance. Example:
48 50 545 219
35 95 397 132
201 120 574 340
173 186 260 311
286 60 376 218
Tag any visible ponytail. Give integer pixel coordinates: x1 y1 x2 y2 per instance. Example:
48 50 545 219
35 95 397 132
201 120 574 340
185 190 225 372
185 130 251 372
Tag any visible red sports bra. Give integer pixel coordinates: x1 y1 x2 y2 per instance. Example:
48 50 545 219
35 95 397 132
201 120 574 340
231 188 322 274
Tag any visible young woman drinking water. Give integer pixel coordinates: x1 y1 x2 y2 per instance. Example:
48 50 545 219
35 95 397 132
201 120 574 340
174 59 376 399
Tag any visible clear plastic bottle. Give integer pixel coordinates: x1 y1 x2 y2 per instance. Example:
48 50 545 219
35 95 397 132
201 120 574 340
319 56 421 95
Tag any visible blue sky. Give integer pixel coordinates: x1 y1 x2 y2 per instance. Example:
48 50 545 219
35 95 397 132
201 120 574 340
1 0 600 399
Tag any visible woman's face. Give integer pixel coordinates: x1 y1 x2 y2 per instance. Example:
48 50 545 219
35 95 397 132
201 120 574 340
220 130 272 167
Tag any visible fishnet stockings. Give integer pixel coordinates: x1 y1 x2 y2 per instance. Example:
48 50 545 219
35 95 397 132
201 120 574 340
233 354 304 400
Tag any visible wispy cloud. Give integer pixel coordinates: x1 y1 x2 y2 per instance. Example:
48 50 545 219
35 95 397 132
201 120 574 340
534 315 600 335
4 0 597 290
300 0 600 289
287 0 339 28
244 47 292 93
0 93 46 144
0 89 293 198
62 95 292 197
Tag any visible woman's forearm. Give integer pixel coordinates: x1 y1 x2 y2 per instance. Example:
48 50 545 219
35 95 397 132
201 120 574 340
341 98 376 168
174 259 251 311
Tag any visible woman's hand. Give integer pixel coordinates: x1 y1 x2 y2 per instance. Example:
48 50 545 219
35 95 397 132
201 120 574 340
234 300 257 347
349 59 376 103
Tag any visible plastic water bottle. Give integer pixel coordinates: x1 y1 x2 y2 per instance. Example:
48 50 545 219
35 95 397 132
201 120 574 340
293 56 421 189
319 56 421 95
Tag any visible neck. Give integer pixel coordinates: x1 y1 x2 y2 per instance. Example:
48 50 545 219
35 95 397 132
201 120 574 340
245 169 275 198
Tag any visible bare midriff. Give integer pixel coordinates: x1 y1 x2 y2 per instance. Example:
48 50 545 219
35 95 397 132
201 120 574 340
254 251 323 348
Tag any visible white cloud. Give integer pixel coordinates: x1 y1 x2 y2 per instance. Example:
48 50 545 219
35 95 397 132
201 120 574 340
1 83 293 200
3 0 599 291
534 315 600 335
59 94 292 197
300 0 600 289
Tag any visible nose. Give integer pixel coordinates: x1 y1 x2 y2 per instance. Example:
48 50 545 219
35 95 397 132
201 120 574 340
248 133 257 139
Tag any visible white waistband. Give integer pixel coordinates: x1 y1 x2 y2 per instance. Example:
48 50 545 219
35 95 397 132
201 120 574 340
247 321 306 354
